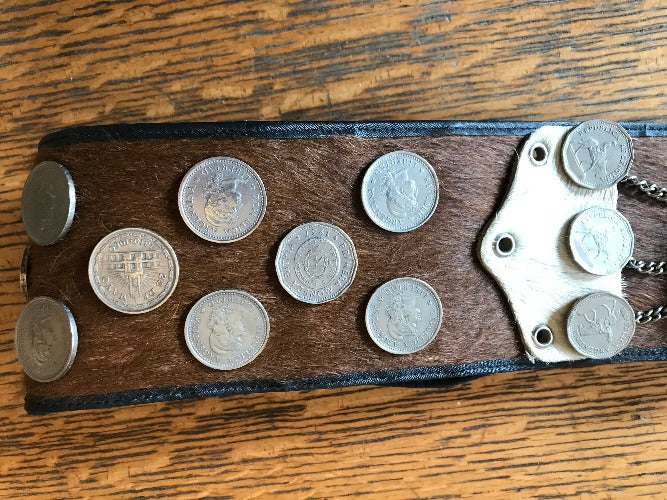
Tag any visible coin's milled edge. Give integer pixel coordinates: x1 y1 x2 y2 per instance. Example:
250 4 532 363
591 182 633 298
19 245 30 298
365 276 443 355
275 222 358 304
177 156 268 244
87 227 180 314
15 296 78 383
184 289 270 370
360 151 440 233
614 210 635 267
56 300 79 381
55 162 77 244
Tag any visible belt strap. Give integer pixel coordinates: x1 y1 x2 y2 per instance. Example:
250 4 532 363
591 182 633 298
23 121 666 414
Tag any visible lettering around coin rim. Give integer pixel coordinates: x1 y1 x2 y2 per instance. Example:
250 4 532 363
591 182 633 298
21 161 76 246
178 156 267 243
184 289 270 370
361 150 439 233
15 296 78 383
275 221 358 304
561 119 633 189
566 292 635 359
365 277 443 355
568 206 634 276
88 227 179 314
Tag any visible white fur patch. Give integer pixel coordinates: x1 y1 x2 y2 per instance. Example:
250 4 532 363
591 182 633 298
479 126 621 362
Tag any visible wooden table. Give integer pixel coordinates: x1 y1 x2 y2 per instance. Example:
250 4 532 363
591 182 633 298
1 1 665 497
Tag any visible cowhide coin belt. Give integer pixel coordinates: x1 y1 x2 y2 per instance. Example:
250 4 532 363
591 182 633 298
16 120 665 414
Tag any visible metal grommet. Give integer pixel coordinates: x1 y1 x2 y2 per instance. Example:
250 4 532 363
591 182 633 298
493 232 516 257
529 142 548 166
532 324 554 348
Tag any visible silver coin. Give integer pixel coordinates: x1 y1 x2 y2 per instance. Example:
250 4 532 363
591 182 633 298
275 222 357 304
568 207 634 275
567 292 635 359
562 120 633 189
185 289 270 370
88 228 179 314
361 151 439 232
15 297 78 382
178 156 267 243
365 277 443 354
21 161 76 246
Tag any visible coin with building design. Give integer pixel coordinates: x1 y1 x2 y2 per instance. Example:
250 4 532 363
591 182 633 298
178 156 267 243
361 151 439 232
275 222 357 304
88 227 179 314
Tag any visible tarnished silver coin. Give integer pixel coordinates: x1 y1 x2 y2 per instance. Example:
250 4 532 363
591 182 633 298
275 222 357 304
21 161 76 246
361 151 439 232
15 297 78 382
88 228 179 314
568 207 634 276
365 277 443 354
567 292 635 359
178 156 267 243
185 289 270 370
562 120 633 189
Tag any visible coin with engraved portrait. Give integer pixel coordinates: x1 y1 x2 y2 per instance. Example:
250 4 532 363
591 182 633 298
562 120 633 189
178 156 267 243
361 151 439 232
15 297 78 382
275 222 357 304
568 207 634 276
88 228 179 314
365 277 443 354
567 292 635 359
21 161 76 246
185 289 270 370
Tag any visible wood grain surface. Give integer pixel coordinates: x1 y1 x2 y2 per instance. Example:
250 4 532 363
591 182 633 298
1 0 665 498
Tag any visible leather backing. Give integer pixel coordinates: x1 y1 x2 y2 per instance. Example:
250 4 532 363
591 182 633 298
24 121 666 413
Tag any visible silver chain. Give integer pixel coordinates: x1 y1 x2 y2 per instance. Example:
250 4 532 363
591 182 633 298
626 258 665 275
620 172 665 322
620 175 667 202
635 305 665 324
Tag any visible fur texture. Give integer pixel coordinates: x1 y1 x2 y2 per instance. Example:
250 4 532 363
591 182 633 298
480 126 621 362
25 133 665 398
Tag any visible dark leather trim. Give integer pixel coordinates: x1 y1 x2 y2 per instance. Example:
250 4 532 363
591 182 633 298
25 347 667 414
39 120 667 148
